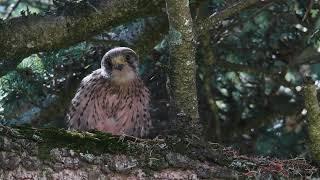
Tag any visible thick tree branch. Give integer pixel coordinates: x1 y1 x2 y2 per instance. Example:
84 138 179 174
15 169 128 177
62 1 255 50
0 0 166 77
0 0 271 61
0 125 316 179
0 0 279 78
0 0 165 59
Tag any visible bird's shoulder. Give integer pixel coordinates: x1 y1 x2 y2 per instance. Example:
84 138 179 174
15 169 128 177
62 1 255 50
80 69 110 85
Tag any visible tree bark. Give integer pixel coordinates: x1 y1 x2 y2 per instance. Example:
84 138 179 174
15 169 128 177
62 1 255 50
0 125 315 179
303 81 320 161
165 0 200 132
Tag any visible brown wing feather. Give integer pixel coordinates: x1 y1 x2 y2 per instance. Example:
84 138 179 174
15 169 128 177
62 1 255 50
67 69 109 130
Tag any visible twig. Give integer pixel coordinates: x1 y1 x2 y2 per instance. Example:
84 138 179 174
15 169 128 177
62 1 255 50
4 0 22 20
302 0 314 22
86 1 101 14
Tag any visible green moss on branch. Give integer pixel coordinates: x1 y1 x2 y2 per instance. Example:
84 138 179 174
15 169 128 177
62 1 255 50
0 125 316 178
14 126 129 159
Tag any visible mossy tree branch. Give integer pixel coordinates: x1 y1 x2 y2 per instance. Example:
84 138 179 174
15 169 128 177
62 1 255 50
0 125 316 179
0 0 277 78
0 0 165 59
0 0 166 76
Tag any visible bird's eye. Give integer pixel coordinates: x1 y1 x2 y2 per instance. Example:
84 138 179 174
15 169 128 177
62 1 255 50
107 61 112 68
125 54 131 62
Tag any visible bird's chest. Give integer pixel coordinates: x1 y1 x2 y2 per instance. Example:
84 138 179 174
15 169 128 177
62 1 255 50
94 85 150 136
102 88 149 124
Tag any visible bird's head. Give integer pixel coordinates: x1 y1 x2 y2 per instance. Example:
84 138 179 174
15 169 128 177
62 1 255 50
101 47 139 84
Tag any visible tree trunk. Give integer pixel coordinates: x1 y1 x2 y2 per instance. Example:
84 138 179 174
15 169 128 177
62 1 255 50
165 0 200 133
303 81 320 161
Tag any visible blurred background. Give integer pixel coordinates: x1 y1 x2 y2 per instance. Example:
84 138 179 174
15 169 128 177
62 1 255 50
0 0 319 159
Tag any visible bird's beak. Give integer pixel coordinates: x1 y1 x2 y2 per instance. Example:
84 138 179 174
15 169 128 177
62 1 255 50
114 64 124 71
113 57 126 71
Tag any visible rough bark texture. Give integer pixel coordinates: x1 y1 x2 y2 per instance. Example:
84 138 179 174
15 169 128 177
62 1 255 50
0 126 316 179
0 126 238 179
165 0 199 126
303 83 320 161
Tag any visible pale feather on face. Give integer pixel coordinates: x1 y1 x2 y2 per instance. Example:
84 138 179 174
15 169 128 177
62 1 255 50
109 55 138 84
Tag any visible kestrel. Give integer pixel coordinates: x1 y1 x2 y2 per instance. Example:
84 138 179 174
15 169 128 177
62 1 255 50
67 47 151 137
